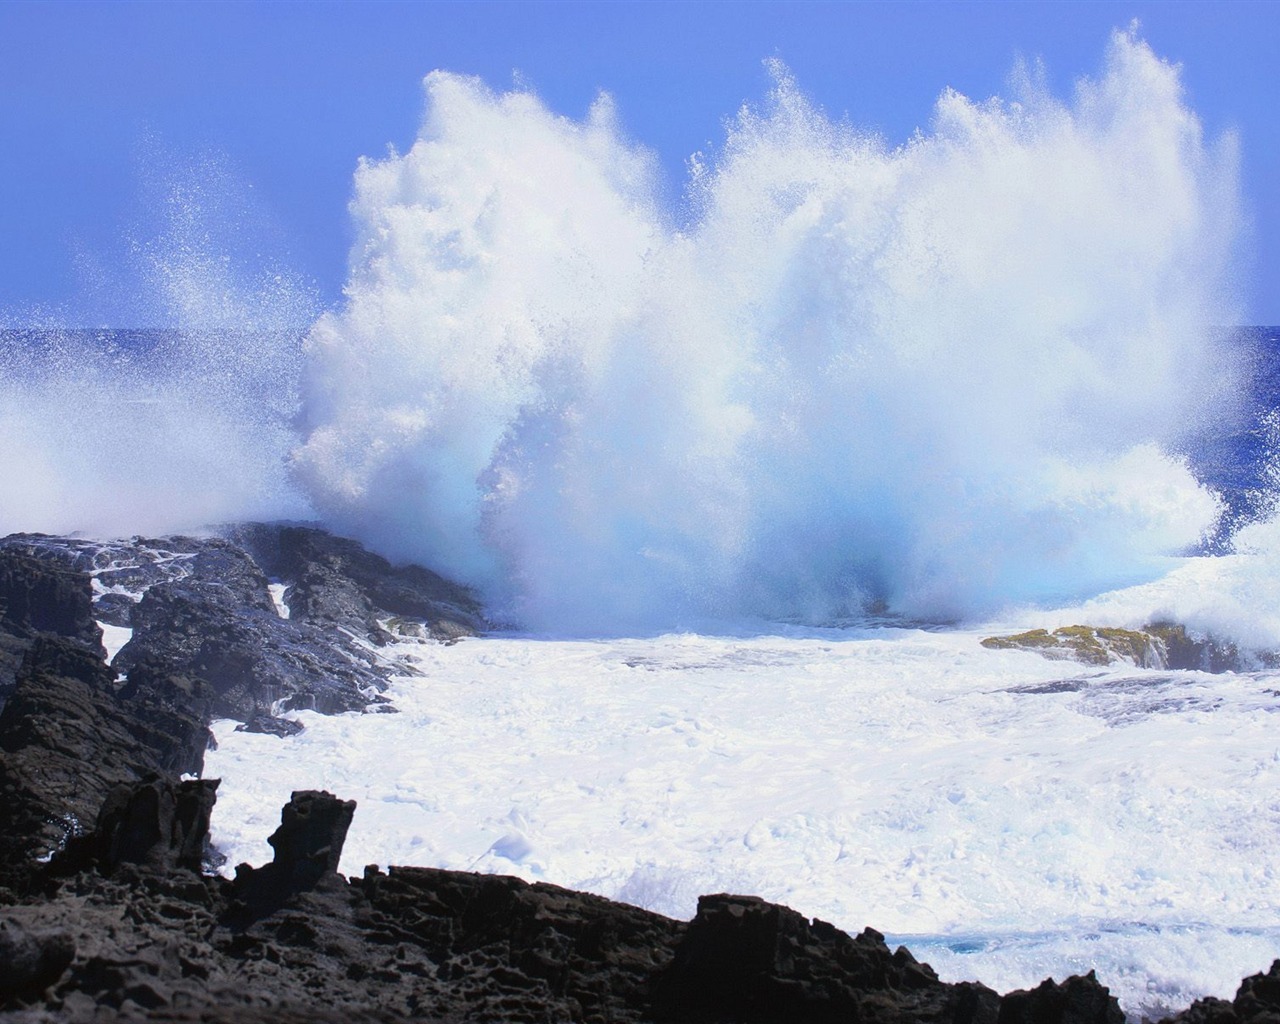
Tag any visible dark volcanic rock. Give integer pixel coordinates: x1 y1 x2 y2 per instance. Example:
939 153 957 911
229 522 486 643
652 893 1000 1024
55 774 220 876
1166 961 1280 1024
0 777 1270 1024
0 546 102 705
997 972 1125 1024
0 547 100 646
113 570 388 719
0 638 210 890
2 524 486 725
235 712 305 737
231 790 357 920
0 918 74 1000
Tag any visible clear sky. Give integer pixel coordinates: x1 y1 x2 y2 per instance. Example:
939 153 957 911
2 0 1277 324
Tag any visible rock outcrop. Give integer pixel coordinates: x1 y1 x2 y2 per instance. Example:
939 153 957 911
0 637 210 890
0 546 102 702
0 777 1135 1024
980 623 1260 672
0 524 484 892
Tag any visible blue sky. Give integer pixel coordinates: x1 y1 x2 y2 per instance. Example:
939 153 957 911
2 0 1277 324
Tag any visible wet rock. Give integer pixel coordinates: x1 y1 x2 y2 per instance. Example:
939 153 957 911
2 526 485 725
0 545 102 647
981 622 1277 673
981 626 1166 668
0 545 102 705
1167 961 1280 1024
235 713 305 737
113 573 389 720
229 523 486 643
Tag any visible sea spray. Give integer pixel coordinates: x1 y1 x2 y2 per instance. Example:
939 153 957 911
293 29 1243 633
0 151 315 538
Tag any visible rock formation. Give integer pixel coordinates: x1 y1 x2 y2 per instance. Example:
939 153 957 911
0 525 1274 1023
980 623 1257 672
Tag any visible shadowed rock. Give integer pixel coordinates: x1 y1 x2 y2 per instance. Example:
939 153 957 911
230 790 356 921
997 973 1125 1024
0 918 74 1000
0 638 211 891
1166 961 1280 1024
652 893 1001 1024
55 774 220 876
0 545 102 705
228 523 486 643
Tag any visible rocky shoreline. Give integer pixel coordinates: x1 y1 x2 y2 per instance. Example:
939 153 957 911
0 525 1276 1022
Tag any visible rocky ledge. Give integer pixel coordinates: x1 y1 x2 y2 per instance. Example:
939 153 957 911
0 526 1276 1022
980 623 1259 672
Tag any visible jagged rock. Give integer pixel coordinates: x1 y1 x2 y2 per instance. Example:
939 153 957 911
230 791 357 921
0 918 74 999
264 790 355 887
652 893 1000 1024
996 972 1125 1024
55 774 219 876
113 573 389 719
2 526 486 724
0 638 210 890
235 712 305 737
1169 961 1280 1024
0 546 102 705
229 523 486 643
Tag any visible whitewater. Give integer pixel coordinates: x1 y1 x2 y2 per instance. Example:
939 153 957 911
5 26 1280 1017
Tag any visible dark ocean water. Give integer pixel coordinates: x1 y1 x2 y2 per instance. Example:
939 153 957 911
1185 327 1280 549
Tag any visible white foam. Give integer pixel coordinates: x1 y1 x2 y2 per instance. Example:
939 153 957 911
98 622 133 663
267 582 291 619
205 630 1280 1013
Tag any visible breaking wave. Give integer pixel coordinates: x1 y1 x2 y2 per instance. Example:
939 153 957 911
292 29 1245 633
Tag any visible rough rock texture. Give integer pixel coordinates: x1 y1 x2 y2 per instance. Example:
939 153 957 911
0 524 484 895
651 894 1001 1024
228 523 487 643
108 535 394 719
0 780 1135 1024
0 638 210 891
55 775 221 877
1166 962 1280 1024
0 526 1273 1023
2 524 487 725
979 623 1269 672
997 973 1126 1024
0 546 102 704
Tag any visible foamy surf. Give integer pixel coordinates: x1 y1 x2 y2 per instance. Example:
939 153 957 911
204 629 1280 1015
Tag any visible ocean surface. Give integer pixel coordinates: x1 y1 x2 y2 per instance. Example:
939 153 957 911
5 29 1279 1015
